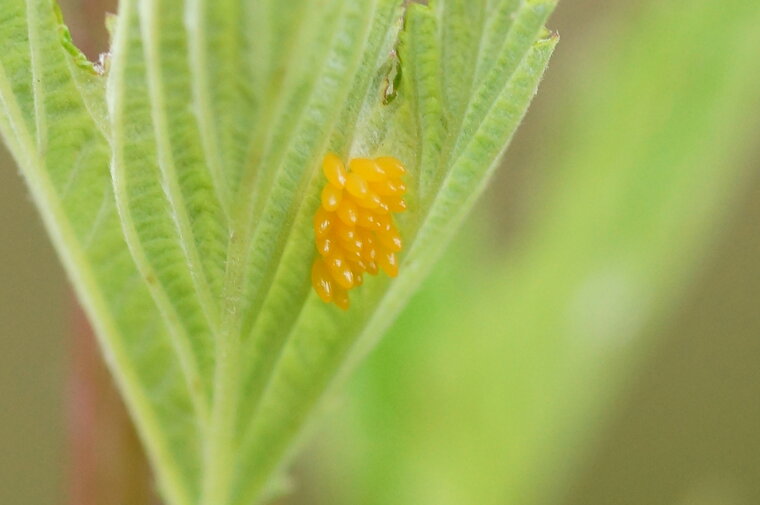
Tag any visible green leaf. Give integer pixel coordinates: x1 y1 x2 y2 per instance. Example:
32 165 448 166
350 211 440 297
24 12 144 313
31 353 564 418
229 4 556 504
0 1 200 503
0 0 556 504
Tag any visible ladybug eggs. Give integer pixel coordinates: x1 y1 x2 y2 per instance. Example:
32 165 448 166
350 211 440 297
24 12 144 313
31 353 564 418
311 153 407 310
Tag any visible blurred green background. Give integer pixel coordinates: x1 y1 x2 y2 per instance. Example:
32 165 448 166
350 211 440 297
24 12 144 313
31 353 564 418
2 0 759 504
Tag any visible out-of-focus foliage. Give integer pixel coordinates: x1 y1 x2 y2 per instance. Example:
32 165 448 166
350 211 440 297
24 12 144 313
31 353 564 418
307 1 760 505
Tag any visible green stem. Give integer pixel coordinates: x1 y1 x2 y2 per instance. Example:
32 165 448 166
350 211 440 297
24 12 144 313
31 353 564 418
200 227 249 505
200 325 240 505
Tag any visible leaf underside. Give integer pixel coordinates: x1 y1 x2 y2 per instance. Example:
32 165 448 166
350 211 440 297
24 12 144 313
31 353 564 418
0 0 556 504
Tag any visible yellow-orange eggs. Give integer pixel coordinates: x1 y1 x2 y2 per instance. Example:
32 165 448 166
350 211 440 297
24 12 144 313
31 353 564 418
312 153 407 309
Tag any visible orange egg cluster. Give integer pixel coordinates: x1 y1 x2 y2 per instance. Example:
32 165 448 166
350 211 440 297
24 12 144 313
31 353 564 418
311 153 407 310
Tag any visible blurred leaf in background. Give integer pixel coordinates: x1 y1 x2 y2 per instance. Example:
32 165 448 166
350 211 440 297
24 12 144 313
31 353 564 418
296 0 760 505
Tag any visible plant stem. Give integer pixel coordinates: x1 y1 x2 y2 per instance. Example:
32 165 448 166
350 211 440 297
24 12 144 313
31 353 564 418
200 326 240 505
200 228 249 505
